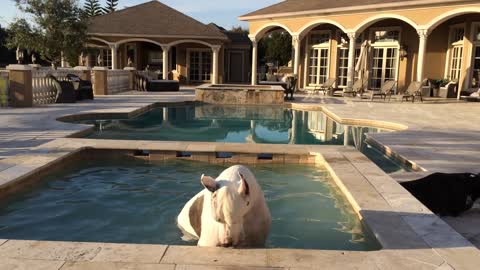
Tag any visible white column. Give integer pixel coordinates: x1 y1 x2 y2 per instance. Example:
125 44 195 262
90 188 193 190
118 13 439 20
292 35 300 76
417 29 429 82
346 32 357 90
250 36 258 85
161 45 170 80
212 45 221 84
110 44 118 70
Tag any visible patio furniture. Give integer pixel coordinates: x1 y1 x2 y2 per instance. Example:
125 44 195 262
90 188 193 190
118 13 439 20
438 81 458 98
336 78 369 97
314 78 336 95
136 73 180 92
284 76 297 101
368 80 396 101
401 81 425 103
66 74 94 100
46 74 76 103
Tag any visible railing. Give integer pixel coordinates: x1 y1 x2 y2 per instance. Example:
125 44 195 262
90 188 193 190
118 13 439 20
107 70 130 94
0 71 9 107
32 69 84 105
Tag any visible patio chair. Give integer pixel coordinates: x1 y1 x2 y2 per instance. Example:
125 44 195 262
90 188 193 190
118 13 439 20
284 76 297 101
401 80 427 103
314 78 336 95
339 78 369 97
66 74 94 100
46 74 76 103
369 80 396 101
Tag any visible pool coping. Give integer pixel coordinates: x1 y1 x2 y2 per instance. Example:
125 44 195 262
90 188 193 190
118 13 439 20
0 139 479 269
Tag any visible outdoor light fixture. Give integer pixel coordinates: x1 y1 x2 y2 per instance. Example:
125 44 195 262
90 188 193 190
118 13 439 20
400 45 408 60
16 47 24 64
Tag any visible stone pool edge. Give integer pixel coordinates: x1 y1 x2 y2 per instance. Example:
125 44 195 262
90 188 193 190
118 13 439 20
0 139 479 269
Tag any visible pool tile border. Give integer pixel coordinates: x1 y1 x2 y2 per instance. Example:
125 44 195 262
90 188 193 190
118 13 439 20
1 139 480 269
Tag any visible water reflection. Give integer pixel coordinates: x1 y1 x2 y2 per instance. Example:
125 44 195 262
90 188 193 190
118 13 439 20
91 105 385 148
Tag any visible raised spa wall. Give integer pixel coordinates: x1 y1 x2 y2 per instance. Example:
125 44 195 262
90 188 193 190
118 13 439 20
195 84 285 105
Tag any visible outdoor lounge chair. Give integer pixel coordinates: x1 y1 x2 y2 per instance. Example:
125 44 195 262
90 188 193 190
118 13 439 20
136 73 180 92
401 80 426 103
368 80 396 101
335 78 369 97
66 74 94 100
314 78 336 95
284 76 297 101
46 74 76 103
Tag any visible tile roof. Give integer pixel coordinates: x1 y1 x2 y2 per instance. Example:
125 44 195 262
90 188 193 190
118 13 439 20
88 1 227 39
240 0 466 19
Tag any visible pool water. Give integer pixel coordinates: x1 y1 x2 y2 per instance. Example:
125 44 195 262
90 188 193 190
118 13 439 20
0 159 379 250
73 104 411 174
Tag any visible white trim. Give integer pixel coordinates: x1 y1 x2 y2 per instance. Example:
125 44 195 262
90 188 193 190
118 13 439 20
186 48 213 83
89 37 113 46
306 30 332 87
167 39 215 49
424 7 480 32
88 33 228 40
444 23 466 80
114 38 164 47
239 0 476 21
297 19 348 38
368 27 402 92
353 14 419 33
252 22 294 39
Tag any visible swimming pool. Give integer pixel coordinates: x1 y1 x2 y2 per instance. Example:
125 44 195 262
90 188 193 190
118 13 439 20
0 158 379 250
69 104 412 174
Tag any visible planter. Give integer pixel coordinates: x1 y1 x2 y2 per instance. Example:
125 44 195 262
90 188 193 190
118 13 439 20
432 87 440 97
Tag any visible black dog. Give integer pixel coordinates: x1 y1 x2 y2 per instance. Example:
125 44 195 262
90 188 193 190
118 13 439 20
401 173 480 216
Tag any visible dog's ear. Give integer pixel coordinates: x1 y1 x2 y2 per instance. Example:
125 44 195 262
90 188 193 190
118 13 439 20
201 174 218 193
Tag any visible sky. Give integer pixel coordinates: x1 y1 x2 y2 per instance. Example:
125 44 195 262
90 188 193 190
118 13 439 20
0 0 282 29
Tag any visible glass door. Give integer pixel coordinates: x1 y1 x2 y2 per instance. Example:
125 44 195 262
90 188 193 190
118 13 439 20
473 45 480 88
188 50 212 82
449 45 463 81
308 48 329 86
370 47 398 90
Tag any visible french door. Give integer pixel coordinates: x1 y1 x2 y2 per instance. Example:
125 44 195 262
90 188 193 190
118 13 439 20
472 45 480 88
308 47 329 86
370 47 398 90
189 50 212 82
449 45 463 81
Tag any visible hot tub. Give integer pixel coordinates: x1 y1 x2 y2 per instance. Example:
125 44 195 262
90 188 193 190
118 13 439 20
196 84 285 105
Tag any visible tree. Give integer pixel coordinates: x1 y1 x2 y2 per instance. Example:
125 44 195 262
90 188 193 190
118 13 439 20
8 0 88 68
84 0 103 17
258 31 292 67
230 26 248 34
0 24 16 67
102 0 118 14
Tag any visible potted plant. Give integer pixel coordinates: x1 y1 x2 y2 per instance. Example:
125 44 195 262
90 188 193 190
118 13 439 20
431 79 449 97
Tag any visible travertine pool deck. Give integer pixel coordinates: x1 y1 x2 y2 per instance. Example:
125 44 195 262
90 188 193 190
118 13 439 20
1 91 480 269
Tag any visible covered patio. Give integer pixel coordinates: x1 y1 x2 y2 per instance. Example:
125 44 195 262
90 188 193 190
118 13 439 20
241 0 480 98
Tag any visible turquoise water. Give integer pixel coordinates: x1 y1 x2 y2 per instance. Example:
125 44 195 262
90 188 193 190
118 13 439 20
72 104 411 173
0 159 379 250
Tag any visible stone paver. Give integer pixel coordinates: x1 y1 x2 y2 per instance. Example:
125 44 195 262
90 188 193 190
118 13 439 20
91 243 168 263
59 261 174 270
0 258 64 270
161 246 268 267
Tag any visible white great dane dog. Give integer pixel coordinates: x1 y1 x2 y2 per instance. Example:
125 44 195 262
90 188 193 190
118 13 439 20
177 165 271 247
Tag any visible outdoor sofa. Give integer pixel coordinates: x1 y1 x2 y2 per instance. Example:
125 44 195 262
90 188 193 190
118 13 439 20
46 74 77 103
136 73 180 92
66 74 94 100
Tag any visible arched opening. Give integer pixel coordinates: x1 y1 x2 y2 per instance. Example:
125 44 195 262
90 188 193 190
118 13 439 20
353 17 420 93
255 26 293 84
172 41 217 84
85 38 114 69
424 11 480 97
298 23 349 90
